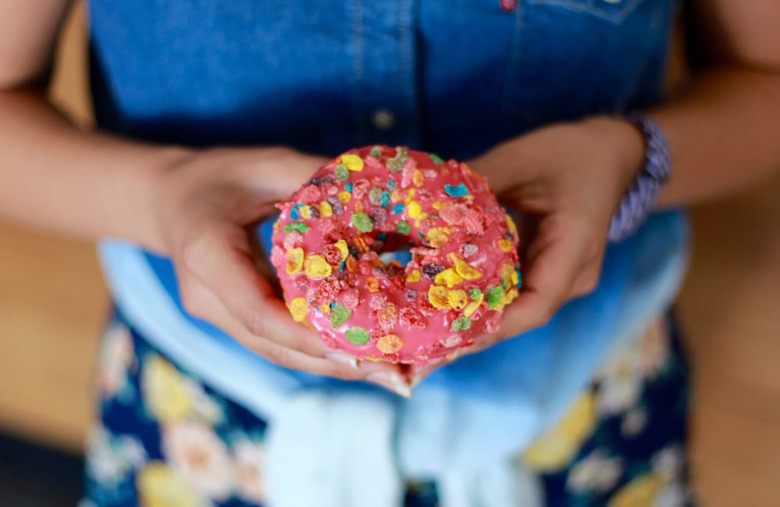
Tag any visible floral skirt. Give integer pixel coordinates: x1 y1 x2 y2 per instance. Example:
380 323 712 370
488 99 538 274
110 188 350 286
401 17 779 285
82 310 694 507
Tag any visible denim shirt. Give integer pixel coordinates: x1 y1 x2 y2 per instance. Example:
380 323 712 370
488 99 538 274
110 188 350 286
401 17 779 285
91 1 688 502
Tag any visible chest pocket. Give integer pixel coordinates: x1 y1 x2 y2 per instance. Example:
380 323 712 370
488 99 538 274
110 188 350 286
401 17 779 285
504 0 673 125
527 0 650 24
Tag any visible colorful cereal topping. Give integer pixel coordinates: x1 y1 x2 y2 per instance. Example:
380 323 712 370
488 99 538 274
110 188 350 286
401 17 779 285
289 297 309 322
271 145 521 365
351 212 374 232
377 334 404 354
330 303 352 328
345 327 370 345
283 222 310 233
444 183 469 197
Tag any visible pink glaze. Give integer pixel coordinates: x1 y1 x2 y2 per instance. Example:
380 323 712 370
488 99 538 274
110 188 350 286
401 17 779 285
270 146 521 366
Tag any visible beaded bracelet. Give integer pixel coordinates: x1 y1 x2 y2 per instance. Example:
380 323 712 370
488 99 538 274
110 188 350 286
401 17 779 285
607 114 672 242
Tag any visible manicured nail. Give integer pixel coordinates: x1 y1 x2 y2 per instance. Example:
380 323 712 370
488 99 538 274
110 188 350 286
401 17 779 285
365 372 412 398
410 374 424 389
326 352 360 370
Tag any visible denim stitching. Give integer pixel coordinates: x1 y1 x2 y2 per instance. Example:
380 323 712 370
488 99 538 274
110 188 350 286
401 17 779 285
505 2 524 115
398 0 416 143
528 0 647 24
351 0 366 139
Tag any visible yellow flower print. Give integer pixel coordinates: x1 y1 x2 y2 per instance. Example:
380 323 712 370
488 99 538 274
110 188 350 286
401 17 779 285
523 392 598 472
607 473 662 507
142 355 193 423
137 462 208 507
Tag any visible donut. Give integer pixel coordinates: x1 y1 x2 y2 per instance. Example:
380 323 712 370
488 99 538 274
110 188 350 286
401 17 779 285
270 145 521 365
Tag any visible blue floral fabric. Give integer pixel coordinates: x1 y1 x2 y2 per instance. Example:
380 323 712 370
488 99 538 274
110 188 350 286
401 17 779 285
82 310 693 507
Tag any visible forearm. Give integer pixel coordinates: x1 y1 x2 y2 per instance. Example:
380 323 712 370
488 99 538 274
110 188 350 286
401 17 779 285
0 88 187 250
650 66 780 208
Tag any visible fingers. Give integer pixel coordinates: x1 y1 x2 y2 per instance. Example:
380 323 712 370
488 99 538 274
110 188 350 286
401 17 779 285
179 270 406 385
179 221 330 358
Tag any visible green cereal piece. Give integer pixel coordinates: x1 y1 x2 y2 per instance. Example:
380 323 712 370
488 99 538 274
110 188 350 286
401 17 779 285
487 286 503 309
330 304 352 329
430 153 444 165
345 327 370 345
370 146 382 158
351 212 374 232
387 147 409 173
396 221 411 235
502 277 509 290
283 222 310 234
335 164 350 180
451 316 472 332
469 288 482 300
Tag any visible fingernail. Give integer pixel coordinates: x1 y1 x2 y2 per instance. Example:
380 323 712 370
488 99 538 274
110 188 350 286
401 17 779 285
326 352 360 370
365 372 412 398
410 374 424 389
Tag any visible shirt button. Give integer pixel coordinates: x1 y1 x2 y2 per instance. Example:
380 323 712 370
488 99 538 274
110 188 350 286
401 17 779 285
371 109 396 131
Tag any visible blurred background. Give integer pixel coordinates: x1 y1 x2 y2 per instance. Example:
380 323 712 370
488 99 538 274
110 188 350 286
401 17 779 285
1 3 779 506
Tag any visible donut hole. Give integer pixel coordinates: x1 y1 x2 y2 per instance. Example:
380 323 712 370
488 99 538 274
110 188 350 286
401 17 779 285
372 232 414 267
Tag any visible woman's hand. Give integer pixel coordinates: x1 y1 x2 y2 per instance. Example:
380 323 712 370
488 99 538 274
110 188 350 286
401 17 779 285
411 118 645 383
143 147 408 392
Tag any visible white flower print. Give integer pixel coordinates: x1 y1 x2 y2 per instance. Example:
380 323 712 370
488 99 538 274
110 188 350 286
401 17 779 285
97 323 134 399
162 420 235 501
641 318 671 379
85 424 147 485
567 449 623 494
233 436 267 504
652 445 684 481
596 346 644 416
621 406 648 437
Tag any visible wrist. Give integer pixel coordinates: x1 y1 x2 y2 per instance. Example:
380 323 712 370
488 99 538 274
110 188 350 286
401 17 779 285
578 116 647 192
105 145 195 253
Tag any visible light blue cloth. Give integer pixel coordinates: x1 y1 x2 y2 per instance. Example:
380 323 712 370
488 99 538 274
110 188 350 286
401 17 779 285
99 210 688 507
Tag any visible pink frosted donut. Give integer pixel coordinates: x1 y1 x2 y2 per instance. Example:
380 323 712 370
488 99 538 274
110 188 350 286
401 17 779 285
270 146 521 365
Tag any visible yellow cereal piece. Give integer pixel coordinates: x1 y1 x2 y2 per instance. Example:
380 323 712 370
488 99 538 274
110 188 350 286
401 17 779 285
448 289 469 310
406 269 421 283
341 153 365 171
435 268 464 288
338 191 352 203
335 239 349 261
319 304 331 314
511 269 519 286
288 297 309 322
455 259 482 280
366 277 380 292
377 334 404 354
433 201 445 210
426 227 449 249
407 201 422 219
404 189 417 203
390 190 402 202
304 254 332 279
498 238 513 252
464 293 484 317
428 285 451 309
506 214 518 236
285 247 304 274
412 170 424 187
319 200 333 218
502 264 515 280
505 288 519 305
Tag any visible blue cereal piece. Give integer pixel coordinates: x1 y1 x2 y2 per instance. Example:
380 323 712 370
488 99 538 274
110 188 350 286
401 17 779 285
392 203 404 215
344 182 354 193
387 180 396 190
380 191 391 208
445 183 469 197
290 203 304 220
